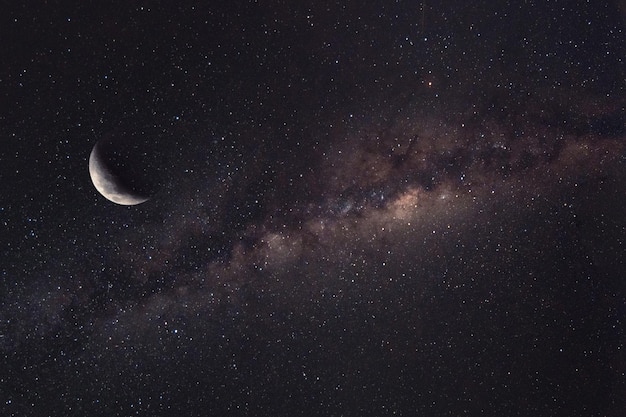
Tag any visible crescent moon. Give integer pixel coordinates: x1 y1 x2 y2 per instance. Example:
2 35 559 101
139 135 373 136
88 143 150 205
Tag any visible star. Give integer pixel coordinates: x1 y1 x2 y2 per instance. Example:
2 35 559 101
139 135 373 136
1 2 625 416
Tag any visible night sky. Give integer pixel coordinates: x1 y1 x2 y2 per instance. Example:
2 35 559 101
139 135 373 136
1 1 626 416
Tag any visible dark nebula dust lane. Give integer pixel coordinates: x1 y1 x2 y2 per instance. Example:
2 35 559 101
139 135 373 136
1 1 625 416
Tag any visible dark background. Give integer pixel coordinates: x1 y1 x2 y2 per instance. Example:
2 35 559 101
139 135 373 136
1 1 625 416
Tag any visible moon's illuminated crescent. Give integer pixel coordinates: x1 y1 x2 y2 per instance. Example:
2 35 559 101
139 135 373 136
88 143 150 205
